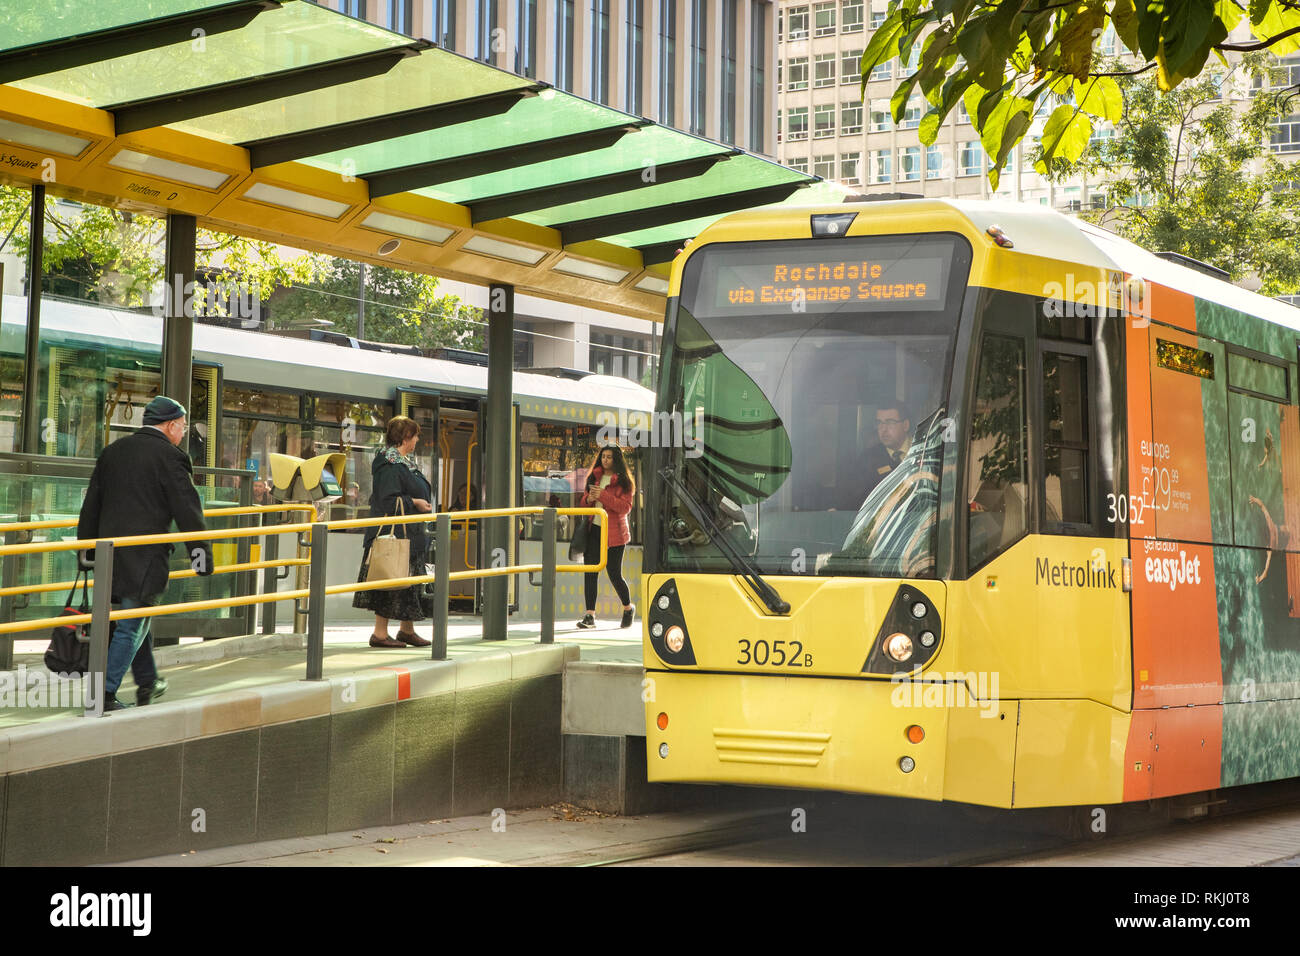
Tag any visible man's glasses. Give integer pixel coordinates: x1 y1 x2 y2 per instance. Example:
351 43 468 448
875 418 903 427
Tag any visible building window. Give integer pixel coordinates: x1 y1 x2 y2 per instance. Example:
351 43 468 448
787 56 809 91
814 154 835 178
870 148 892 183
430 0 456 48
840 151 861 184
869 57 890 81
476 0 498 62
899 96 922 129
869 2 886 28
960 140 984 176
842 0 864 33
841 100 862 134
789 156 810 173
776 107 782 142
898 145 921 181
388 0 412 32
722 0 738 143
788 5 809 39
841 47 862 84
592 0 611 104
1273 114 1300 153
751 6 767 151
926 144 945 178
787 106 809 140
517 0 539 77
625 0 643 111
341 0 367 17
557 0 575 90
590 332 651 384
658 0 675 124
901 46 919 73
814 53 836 87
958 100 972 124
814 103 835 138
690 0 708 134
869 98 891 132
814 1 836 36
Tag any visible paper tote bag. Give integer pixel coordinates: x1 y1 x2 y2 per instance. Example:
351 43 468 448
366 500 411 588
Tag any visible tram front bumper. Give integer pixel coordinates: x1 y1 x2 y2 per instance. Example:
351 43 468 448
645 669 1004 801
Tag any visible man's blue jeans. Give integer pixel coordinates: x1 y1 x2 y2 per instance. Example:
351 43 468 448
105 597 152 697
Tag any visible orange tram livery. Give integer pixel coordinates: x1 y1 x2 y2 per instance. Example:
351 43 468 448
640 198 1300 808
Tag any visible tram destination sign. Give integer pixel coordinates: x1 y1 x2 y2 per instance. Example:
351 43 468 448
711 255 949 313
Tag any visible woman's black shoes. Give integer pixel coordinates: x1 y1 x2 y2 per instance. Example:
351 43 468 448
621 605 635 628
576 613 596 629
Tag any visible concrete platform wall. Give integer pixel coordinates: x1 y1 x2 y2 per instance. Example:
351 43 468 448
0 645 574 865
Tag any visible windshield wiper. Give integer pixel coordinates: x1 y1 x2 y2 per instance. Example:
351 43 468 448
659 466 791 615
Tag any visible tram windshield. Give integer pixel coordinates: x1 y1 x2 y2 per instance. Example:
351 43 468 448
658 233 970 578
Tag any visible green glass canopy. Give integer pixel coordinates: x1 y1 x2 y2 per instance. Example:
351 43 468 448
0 0 851 311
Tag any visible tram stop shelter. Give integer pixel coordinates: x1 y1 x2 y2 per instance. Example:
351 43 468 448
0 0 848 639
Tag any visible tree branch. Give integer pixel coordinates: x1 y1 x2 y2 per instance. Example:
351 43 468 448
1218 24 1300 52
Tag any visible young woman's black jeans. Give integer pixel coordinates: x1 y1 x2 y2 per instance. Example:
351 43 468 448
583 522 629 610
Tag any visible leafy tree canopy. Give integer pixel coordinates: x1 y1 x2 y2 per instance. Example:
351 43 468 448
0 184 328 307
1071 55 1300 294
268 259 485 352
863 0 1300 189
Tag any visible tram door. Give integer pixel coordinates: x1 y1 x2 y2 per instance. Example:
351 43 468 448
400 390 481 610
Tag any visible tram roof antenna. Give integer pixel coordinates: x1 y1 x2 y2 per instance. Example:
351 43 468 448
1155 251 1231 282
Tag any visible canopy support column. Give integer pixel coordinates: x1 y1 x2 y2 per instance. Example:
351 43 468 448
482 283 513 641
161 214 196 453
20 184 44 455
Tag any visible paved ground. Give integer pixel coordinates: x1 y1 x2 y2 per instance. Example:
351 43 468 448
113 790 1300 867
1 617 642 728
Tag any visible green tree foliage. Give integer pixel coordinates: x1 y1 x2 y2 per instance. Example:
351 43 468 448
268 259 485 351
864 0 1300 189
1073 57 1300 294
0 185 328 307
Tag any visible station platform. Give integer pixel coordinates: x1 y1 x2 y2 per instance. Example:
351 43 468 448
0 617 657 866
0 617 641 730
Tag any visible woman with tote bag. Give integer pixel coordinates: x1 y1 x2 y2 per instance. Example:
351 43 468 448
353 415 434 648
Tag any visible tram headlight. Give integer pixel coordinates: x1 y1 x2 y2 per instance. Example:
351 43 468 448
657 595 671 610
659 743 670 759
884 632 914 663
910 602 928 619
919 630 936 648
899 756 916 773
651 622 664 638
665 625 686 653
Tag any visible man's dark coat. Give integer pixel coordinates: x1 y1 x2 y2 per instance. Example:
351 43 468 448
78 428 210 603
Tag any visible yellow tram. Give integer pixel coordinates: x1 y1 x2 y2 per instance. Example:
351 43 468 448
642 199 1300 808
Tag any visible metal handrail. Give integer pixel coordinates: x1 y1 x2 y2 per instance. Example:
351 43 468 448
0 557 313 599
0 507 607 695
0 503 315 535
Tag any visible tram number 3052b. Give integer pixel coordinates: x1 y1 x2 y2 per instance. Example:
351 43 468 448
737 639 812 668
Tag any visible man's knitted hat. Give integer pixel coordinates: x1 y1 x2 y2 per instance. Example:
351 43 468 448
143 396 187 425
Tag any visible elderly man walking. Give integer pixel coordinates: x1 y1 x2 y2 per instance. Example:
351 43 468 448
78 396 214 711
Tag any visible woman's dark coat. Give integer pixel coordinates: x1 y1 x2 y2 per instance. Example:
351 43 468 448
365 449 432 556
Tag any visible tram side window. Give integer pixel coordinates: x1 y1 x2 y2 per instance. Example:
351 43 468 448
1043 351 1090 527
967 334 1029 569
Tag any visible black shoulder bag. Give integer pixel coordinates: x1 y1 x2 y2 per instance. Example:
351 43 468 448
43 570 101 675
